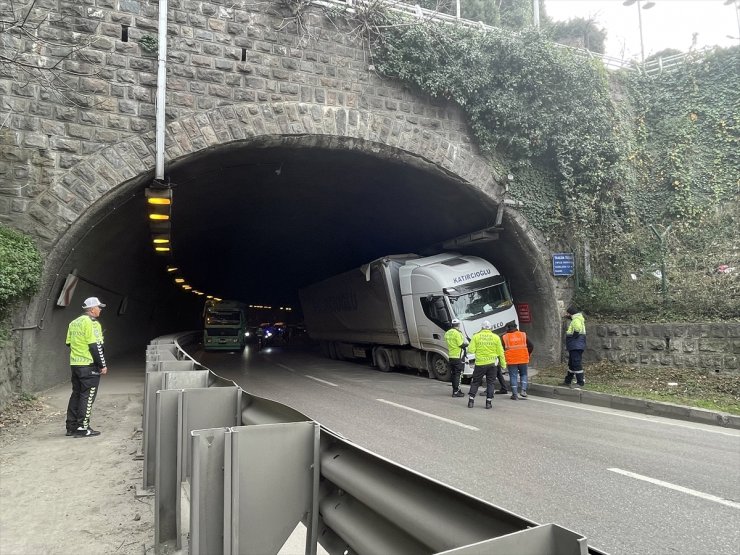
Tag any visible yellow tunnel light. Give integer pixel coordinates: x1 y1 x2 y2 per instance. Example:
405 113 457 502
182 285 192 290
175 278 185 283
167 266 178 272
149 213 170 221
153 237 170 244
206 295 213 299
145 186 173 204
155 246 170 252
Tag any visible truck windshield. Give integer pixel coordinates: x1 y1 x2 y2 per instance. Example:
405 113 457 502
205 310 242 325
447 277 513 321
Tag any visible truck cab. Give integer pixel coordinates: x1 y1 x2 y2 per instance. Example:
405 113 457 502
399 254 518 378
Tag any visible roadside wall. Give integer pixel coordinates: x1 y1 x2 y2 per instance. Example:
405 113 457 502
0 337 19 408
586 323 740 373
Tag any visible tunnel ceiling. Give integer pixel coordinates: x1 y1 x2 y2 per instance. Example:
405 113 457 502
109 142 503 308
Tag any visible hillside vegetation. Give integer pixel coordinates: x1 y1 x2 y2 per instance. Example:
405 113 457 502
0 225 42 339
360 14 739 321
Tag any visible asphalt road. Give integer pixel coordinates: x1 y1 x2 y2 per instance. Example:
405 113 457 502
195 340 740 555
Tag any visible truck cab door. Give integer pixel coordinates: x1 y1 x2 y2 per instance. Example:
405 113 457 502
416 295 450 352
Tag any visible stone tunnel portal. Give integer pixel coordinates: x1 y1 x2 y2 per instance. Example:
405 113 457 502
21 136 561 391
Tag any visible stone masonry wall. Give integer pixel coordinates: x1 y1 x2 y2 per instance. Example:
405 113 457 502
0 0 487 251
586 323 740 373
0 337 19 408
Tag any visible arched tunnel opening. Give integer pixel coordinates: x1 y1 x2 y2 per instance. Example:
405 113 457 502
21 136 560 390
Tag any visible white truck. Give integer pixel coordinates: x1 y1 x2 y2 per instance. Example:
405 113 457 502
299 253 519 381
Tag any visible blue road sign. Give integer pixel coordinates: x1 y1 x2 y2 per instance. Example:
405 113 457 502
553 253 575 276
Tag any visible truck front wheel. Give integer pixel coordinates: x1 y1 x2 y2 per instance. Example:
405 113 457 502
375 348 392 372
430 354 451 382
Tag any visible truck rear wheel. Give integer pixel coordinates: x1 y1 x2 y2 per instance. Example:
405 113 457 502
431 354 451 382
375 348 392 372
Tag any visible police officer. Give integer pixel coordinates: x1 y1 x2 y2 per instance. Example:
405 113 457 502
467 321 507 409
444 319 467 397
65 297 108 437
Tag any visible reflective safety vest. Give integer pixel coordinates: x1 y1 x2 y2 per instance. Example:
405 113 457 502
468 330 506 369
444 327 466 360
66 314 105 366
502 330 529 365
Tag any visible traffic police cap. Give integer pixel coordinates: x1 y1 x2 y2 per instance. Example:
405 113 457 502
82 297 106 309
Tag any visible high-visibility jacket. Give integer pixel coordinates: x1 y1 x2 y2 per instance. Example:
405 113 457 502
468 330 506 369
502 330 530 364
66 314 106 367
444 327 466 360
565 312 587 351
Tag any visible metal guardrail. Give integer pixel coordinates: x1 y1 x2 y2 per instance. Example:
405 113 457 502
142 332 608 554
314 0 697 74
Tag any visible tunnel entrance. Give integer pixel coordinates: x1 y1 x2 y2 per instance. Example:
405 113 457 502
166 137 504 306
23 135 561 391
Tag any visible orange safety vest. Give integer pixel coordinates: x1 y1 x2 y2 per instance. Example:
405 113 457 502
502 330 529 364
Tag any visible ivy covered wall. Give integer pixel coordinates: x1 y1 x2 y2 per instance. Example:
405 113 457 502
360 11 739 320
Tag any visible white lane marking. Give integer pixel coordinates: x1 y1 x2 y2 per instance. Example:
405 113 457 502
608 468 740 510
377 399 479 431
530 397 740 437
305 375 339 387
274 363 338 386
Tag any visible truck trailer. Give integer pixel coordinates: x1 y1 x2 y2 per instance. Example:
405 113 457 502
299 253 518 381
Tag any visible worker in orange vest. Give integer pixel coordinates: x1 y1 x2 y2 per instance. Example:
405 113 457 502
501 321 533 400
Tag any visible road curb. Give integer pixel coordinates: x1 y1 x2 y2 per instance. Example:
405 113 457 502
527 383 740 430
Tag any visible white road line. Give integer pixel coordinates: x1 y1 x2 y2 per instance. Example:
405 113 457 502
377 399 479 431
305 375 339 387
530 397 740 437
608 468 740 510
274 363 338 386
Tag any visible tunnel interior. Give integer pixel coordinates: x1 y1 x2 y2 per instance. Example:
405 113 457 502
25 137 557 389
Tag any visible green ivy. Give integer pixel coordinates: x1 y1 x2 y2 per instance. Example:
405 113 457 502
360 12 739 319
0 225 42 336
621 48 740 226
370 20 625 239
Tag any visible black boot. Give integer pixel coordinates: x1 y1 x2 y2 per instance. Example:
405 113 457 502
485 399 492 409
467 397 475 408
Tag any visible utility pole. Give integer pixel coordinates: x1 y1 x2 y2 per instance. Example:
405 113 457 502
650 224 671 305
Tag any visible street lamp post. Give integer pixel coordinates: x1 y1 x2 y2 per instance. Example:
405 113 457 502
725 0 740 44
623 0 656 64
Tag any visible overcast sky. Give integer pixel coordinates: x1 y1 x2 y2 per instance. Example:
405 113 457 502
544 0 740 61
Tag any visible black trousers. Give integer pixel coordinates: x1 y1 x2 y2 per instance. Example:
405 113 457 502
449 359 464 392
468 363 496 399
66 365 101 432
